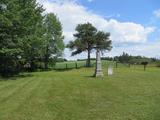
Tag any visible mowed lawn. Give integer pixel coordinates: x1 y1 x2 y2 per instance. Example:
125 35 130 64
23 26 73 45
0 66 160 120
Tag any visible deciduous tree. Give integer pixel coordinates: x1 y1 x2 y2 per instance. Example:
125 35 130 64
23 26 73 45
43 13 65 69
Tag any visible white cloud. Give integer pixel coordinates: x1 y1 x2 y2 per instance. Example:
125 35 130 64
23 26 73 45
37 0 156 59
64 41 160 60
105 20 154 43
153 9 160 18
38 0 78 5
107 42 160 58
39 0 154 43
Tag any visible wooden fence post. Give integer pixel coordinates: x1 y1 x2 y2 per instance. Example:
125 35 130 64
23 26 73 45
116 62 118 68
75 62 78 69
66 63 68 69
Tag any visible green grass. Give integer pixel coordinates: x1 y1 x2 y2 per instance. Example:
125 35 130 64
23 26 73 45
54 60 115 69
0 66 160 120
55 61 87 69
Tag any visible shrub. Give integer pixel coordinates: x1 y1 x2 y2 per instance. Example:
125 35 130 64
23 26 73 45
0 57 20 77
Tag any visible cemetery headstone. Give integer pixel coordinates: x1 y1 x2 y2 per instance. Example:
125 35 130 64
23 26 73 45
94 49 103 77
108 65 113 76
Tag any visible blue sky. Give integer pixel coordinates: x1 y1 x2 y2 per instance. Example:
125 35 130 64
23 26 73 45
80 0 159 23
38 0 160 60
79 0 160 26
79 0 160 43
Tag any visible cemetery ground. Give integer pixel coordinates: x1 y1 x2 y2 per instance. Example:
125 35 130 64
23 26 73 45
0 63 160 120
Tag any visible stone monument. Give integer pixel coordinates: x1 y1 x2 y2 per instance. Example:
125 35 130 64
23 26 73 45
94 49 103 77
108 65 113 76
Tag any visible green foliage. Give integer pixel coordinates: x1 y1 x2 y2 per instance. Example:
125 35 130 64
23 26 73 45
141 61 148 71
116 52 131 63
0 0 22 76
19 0 44 71
43 13 65 69
67 22 112 67
67 22 97 67
114 52 155 65
0 48 22 77
0 0 65 76
95 31 112 52
0 0 45 75
155 61 160 67
141 61 149 65
68 23 97 55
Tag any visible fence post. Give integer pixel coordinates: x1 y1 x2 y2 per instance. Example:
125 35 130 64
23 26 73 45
53 64 55 70
66 63 68 69
116 62 118 68
75 62 78 69
129 63 131 68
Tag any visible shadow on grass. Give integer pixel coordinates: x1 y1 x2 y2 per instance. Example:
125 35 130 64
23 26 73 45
53 68 76 72
53 66 88 72
84 75 105 80
84 75 95 78
28 68 82 72
0 73 34 81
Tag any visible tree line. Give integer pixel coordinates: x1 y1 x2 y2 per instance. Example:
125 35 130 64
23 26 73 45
114 52 158 64
0 0 112 77
0 0 64 77
77 52 158 65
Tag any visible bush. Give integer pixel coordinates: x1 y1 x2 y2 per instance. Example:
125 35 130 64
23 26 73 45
156 61 160 67
0 58 20 77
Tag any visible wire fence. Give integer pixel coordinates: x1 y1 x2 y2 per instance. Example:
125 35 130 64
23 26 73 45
52 60 159 70
53 61 95 70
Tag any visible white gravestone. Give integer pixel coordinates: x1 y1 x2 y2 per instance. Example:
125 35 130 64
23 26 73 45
108 65 113 75
94 49 103 77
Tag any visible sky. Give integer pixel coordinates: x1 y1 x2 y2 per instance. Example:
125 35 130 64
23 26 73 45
37 0 160 60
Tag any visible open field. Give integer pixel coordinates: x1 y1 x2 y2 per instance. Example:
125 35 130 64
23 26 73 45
54 60 115 69
54 60 157 70
0 65 160 120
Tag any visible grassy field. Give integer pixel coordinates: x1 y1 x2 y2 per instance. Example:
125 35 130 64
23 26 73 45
54 60 115 69
54 61 88 69
0 65 160 120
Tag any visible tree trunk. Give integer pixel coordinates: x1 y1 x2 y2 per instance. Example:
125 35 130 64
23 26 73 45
44 56 49 70
86 49 91 67
116 62 118 68
30 60 35 72
44 45 49 69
